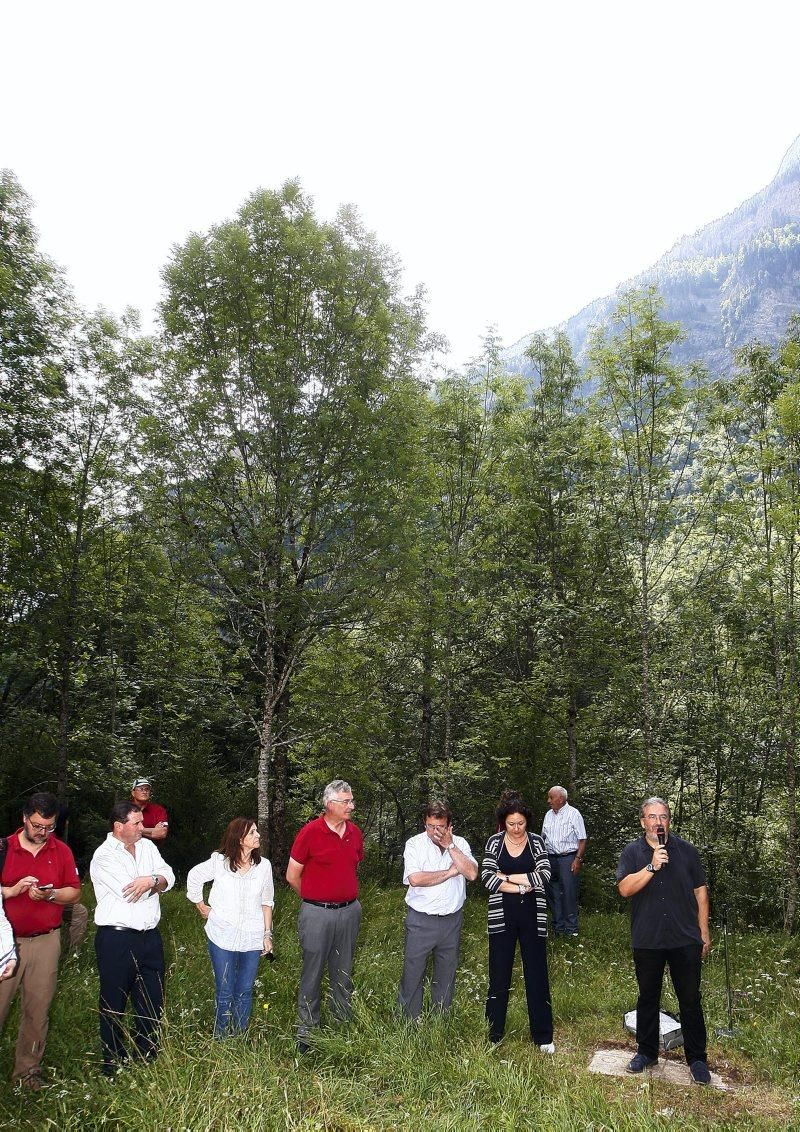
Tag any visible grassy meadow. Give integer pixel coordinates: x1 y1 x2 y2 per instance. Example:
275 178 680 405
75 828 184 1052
0 884 798 1130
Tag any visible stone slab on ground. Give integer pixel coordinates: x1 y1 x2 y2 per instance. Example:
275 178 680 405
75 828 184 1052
589 1048 730 1091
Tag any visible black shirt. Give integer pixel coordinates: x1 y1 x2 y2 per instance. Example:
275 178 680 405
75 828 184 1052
616 833 707 949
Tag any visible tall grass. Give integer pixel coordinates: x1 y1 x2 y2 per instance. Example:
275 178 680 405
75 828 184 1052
0 886 798 1130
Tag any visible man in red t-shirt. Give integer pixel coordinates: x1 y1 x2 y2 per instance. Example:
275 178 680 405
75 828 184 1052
286 779 363 1051
130 778 169 841
0 792 81 1089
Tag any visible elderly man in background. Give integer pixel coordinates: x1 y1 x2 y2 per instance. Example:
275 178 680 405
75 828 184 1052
398 801 478 1020
90 800 175 1075
541 785 587 938
286 779 363 1052
0 792 81 1090
130 777 169 841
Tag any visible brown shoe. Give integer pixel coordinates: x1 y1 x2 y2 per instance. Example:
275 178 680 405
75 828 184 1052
18 1071 45 1091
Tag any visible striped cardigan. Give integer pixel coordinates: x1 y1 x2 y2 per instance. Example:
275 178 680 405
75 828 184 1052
481 831 551 937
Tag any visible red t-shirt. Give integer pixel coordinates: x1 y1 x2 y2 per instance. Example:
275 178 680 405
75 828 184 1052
141 802 169 831
1 832 80 936
290 816 363 902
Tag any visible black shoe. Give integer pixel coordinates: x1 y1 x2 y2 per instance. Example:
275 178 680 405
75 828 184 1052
690 1060 711 1084
296 1039 311 1055
626 1052 657 1073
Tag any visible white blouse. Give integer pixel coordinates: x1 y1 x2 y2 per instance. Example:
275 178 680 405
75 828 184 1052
186 852 274 953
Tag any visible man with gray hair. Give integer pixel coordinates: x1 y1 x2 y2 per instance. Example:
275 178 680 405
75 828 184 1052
541 785 587 937
616 797 712 1084
286 779 363 1052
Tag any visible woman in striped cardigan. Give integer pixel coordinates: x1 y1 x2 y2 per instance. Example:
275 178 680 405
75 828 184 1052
482 790 554 1050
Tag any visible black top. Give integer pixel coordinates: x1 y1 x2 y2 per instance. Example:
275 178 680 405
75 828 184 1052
497 842 534 910
616 833 707 949
498 841 536 878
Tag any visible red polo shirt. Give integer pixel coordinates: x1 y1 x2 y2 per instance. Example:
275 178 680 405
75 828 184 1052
290 816 363 902
141 801 168 830
1 831 80 936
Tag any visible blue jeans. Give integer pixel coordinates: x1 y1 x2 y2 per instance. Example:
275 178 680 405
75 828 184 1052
546 852 580 934
207 940 261 1035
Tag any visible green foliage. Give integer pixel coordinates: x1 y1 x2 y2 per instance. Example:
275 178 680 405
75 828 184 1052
2 164 800 933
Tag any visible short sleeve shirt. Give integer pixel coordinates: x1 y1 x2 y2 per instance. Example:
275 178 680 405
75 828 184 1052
141 802 168 829
1 832 80 936
403 832 476 915
290 816 363 902
616 834 707 949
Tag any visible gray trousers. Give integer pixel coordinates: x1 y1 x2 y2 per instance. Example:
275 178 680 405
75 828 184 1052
297 900 361 1038
397 905 464 1019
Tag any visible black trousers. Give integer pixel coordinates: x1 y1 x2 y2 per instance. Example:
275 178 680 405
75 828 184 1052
95 926 165 1072
485 896 553 1044
633 943 707 1064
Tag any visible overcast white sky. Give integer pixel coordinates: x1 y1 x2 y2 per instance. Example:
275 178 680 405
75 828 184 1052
4 1 800 364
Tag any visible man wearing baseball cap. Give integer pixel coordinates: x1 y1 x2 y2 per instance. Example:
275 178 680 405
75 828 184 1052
130 779 169 842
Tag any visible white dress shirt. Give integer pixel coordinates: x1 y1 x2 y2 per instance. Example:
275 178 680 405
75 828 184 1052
186 852 274 953
541 803 587 855
403 832 477 915
90 833 175 929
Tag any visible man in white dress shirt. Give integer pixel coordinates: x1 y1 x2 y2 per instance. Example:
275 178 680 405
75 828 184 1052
90 801 175 1075
541 785 587 937
397 802 478 1019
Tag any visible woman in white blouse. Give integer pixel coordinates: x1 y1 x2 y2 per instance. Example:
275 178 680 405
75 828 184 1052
186 818 274 1035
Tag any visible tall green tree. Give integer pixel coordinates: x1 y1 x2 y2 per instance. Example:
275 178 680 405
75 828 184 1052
501 331 620 794
588 288 711 784
150 182 428 868
712 322 800 929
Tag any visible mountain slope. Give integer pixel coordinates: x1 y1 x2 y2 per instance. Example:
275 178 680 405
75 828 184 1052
506 134 800 376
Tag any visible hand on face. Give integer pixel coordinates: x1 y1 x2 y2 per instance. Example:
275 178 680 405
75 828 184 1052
425 819 454 849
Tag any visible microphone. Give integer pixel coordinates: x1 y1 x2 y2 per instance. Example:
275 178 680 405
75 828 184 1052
656 825 667 865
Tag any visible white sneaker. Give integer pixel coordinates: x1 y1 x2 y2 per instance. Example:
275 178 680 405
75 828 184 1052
538 1042 555 1054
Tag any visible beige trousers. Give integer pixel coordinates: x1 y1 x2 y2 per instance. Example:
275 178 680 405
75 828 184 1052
0 929 61 1080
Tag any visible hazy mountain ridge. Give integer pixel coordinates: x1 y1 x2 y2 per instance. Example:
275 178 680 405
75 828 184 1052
505 134 800 377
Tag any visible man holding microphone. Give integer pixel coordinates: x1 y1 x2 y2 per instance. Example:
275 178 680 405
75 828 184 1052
617 796 712 1084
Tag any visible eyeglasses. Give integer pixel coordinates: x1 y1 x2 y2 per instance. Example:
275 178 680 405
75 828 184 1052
329 797 354 805
425 823 448 831
26 819 56 834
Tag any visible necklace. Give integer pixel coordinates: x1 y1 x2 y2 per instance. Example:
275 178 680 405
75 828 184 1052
504 832 527 853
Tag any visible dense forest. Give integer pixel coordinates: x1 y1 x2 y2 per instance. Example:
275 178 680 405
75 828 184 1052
2 170 798 933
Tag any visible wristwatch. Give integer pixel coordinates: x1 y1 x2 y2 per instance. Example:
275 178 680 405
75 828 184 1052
151 874 159 888
645 863 655 873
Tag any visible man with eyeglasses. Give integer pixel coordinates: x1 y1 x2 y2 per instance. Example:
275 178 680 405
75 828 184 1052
90 800 175 1075
397 801 478 1020
130 777 169 841
0 792 81 1090
286 779 363 1052
616 796 712 1085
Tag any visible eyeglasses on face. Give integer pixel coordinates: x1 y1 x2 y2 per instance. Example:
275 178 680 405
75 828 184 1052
26 818 56 834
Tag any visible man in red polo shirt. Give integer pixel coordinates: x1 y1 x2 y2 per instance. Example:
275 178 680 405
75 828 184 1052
286 779 363 1051
130 777 169 841
0 792 81 1090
